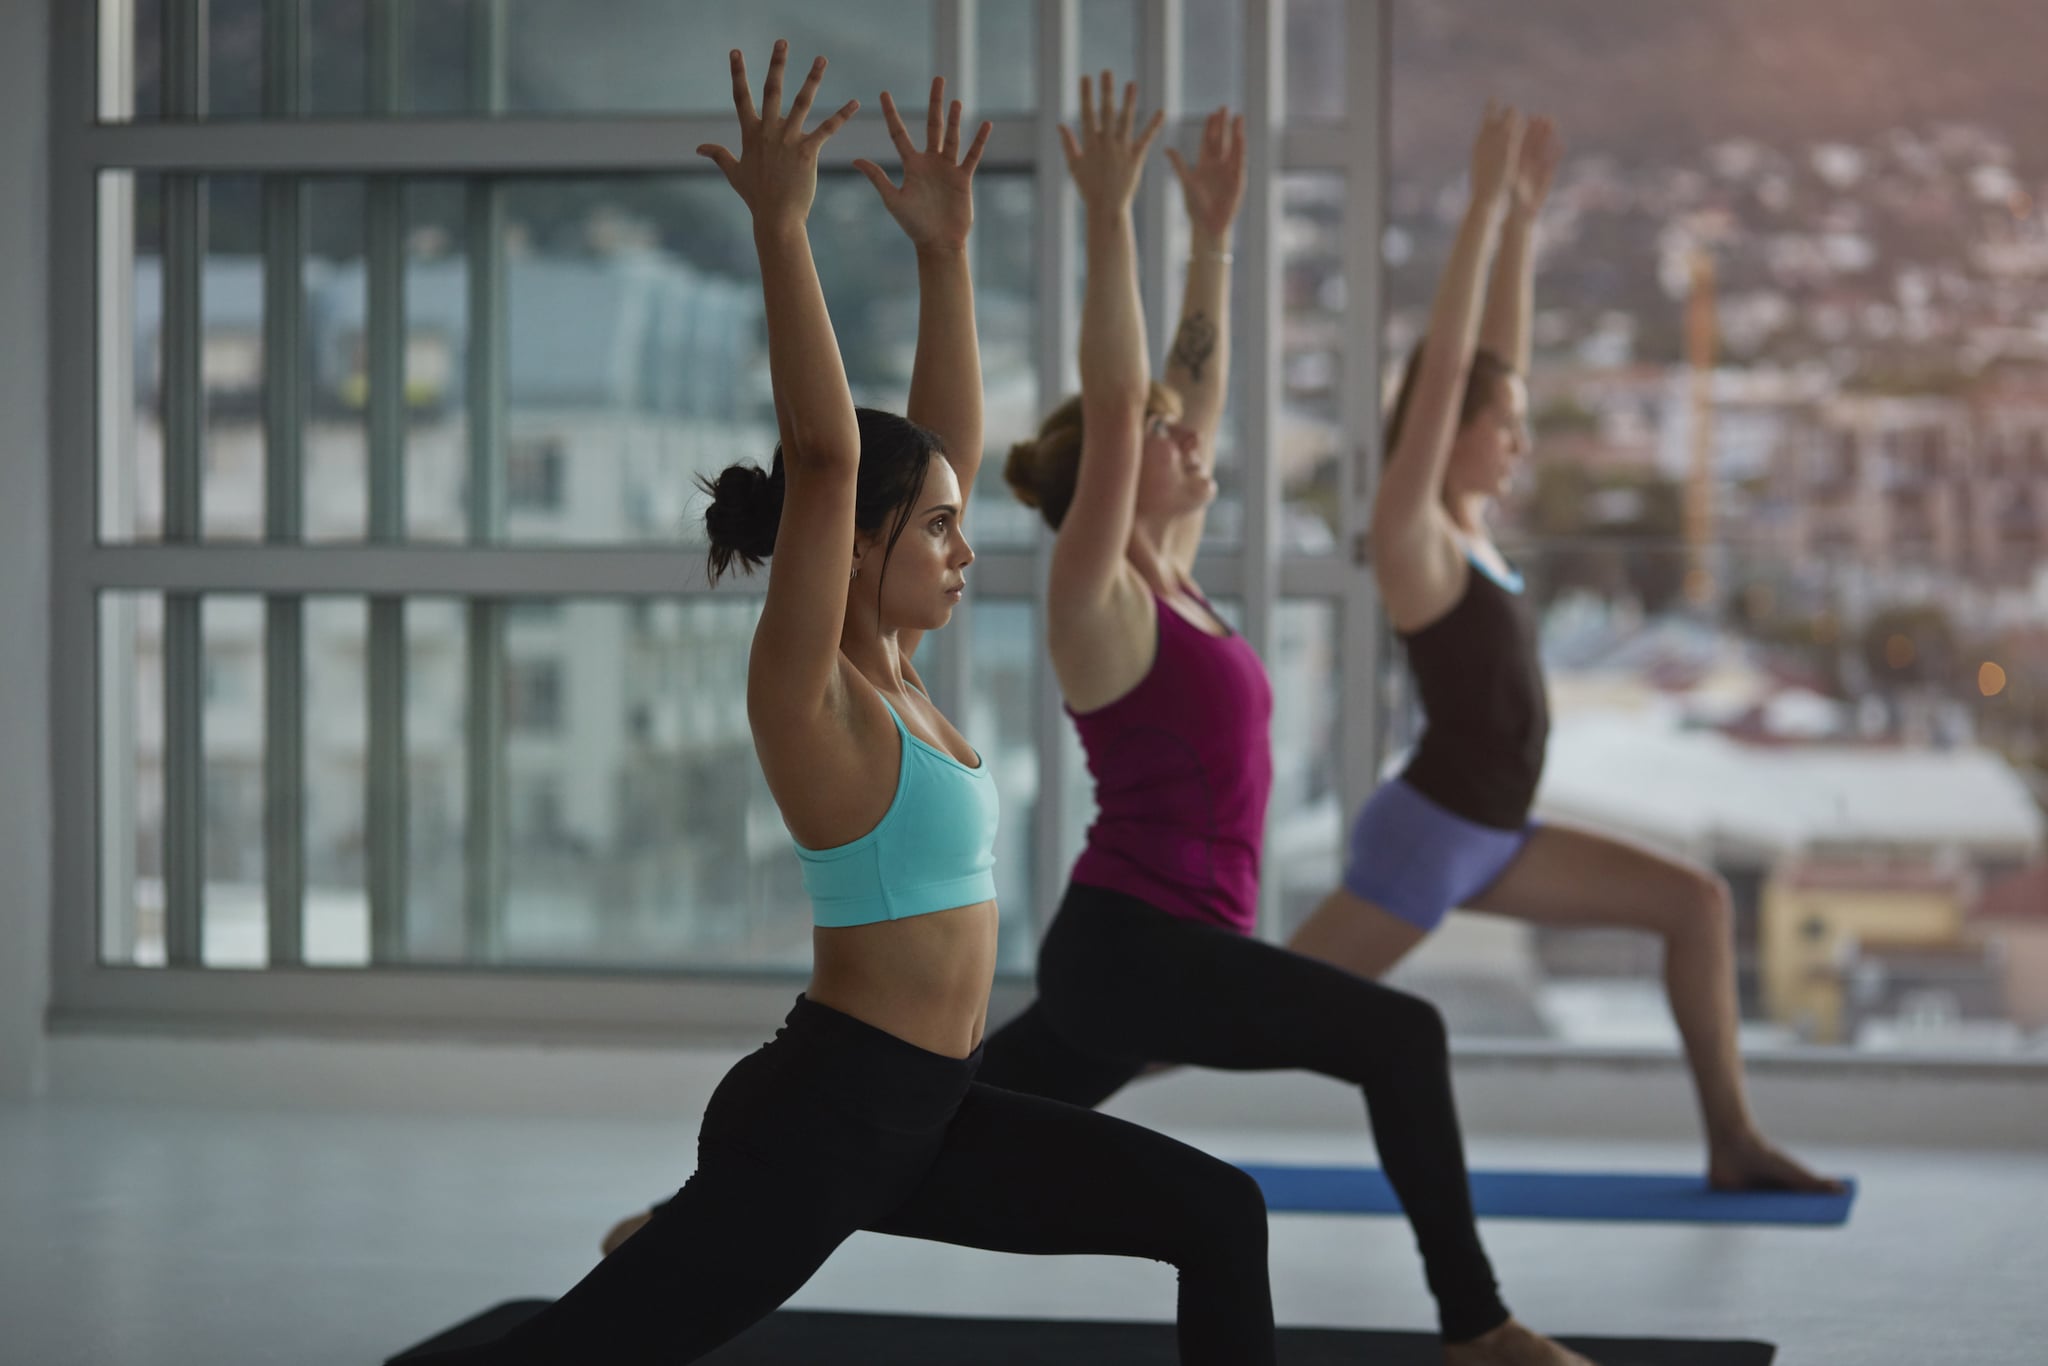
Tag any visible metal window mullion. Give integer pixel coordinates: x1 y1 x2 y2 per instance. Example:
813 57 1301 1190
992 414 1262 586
368 0 407 117
1241 0 1284 940
1137 0 1183 342
163 0 205 119
160 139 207 963
163 596 205 965
74 117 1039 174
471 0 509 112
260 4 308 967
1339 0 1390 811
264 600 304 965
367 601 408 963
462 0 509 960
1031 0 1080 937
364 0 411 958
53 0 111 990
464 602 503 961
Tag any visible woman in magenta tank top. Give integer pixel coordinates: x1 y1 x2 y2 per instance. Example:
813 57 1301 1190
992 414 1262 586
982 82 1590 1364
1289 104 1838 1198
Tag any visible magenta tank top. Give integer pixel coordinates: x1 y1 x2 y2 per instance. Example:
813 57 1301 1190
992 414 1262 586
1068 593 1274 935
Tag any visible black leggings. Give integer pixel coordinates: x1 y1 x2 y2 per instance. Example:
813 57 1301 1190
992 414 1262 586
980 882 1510 1342
411 994 1274 1365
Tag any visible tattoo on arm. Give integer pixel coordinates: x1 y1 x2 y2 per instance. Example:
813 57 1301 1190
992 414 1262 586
1170 312 1218 384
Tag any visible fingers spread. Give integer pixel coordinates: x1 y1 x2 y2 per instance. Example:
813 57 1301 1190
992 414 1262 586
1133 107 1166 158
851 157 896 196
881 90 917 159
761 39 789 120
786 55 827 131
808 97 861 145
961 119 993 173
697 144 739 183
729 50 757 122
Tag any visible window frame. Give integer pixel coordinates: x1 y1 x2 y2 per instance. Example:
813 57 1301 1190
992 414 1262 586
49 0 1390 1038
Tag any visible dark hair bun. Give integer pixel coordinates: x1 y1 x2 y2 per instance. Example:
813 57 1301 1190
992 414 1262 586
700 458 785 581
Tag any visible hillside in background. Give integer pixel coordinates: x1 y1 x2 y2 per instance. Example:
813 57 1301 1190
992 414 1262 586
1390 0 2048 176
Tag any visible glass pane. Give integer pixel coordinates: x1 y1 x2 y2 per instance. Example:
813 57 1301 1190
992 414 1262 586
99 593 163 965
405 599 469 956
116 1 942 119
304 597 369 966
100 171 161 542
108 169 1042 548
968 600 1042 973
1183 0 1243 113
1281 172 1345 553
1080 0 1140 95
206 0 262 118
1273 600 1341 939
1285 0 1346 123
306 179 370 542
106 0 163 121
203 177 264 541
309 2 370 116
969 174 1042 549
500 1 934 117
201 596 266 966
404 182 469 543
494 598 803 969
974 0 1035 114
492 170 1039 546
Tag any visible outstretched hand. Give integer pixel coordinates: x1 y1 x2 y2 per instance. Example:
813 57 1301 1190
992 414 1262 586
853 78 992 254
1511 115 1564 218
697 41 860 231
1059 70 1165 210
1164 105 1247 241
1468 99 1526 216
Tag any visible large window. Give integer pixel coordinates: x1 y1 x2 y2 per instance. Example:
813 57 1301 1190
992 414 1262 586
60 1 1380 1036
1384 0 2048 1055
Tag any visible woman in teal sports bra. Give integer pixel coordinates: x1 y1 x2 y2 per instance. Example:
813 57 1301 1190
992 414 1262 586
408 44 1276 1366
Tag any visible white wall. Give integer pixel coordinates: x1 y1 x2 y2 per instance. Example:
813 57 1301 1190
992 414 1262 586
0 0 53 1100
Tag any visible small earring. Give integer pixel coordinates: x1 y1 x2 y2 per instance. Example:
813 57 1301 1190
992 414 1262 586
850 566 860 581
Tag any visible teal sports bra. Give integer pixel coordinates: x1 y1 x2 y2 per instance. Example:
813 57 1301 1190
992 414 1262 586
795 687 999 928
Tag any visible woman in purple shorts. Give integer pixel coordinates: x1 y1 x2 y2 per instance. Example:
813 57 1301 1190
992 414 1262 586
1288 105 1839 1197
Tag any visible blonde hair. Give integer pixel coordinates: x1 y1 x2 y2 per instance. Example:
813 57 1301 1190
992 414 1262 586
1004 382 1183 530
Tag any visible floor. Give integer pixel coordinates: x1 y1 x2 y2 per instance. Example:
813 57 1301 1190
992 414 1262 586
2 1097 2041 1365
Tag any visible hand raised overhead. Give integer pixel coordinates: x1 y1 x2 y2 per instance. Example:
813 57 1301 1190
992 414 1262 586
1163 105 1247 241
1059 69 1166 210
1511 115 1564 218
697 40 861 229
1468 99 1527 215
853 77 993 254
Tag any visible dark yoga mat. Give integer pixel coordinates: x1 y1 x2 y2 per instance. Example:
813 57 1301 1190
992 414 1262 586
1242 1164 1856 1226
390 1302 1777 1364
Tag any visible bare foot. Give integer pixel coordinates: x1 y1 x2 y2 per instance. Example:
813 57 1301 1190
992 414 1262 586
1708 1133 1845 1194
601 1210 652 1257
1444 1319 1598 1365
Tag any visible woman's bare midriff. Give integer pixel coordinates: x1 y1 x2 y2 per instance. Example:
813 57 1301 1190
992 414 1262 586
805 900 1000 1058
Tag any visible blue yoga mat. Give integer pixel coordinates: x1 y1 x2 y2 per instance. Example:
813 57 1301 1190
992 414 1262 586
1241 1164 1856 1226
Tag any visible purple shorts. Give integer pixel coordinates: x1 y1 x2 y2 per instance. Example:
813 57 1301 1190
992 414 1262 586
1342 778 1536 933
